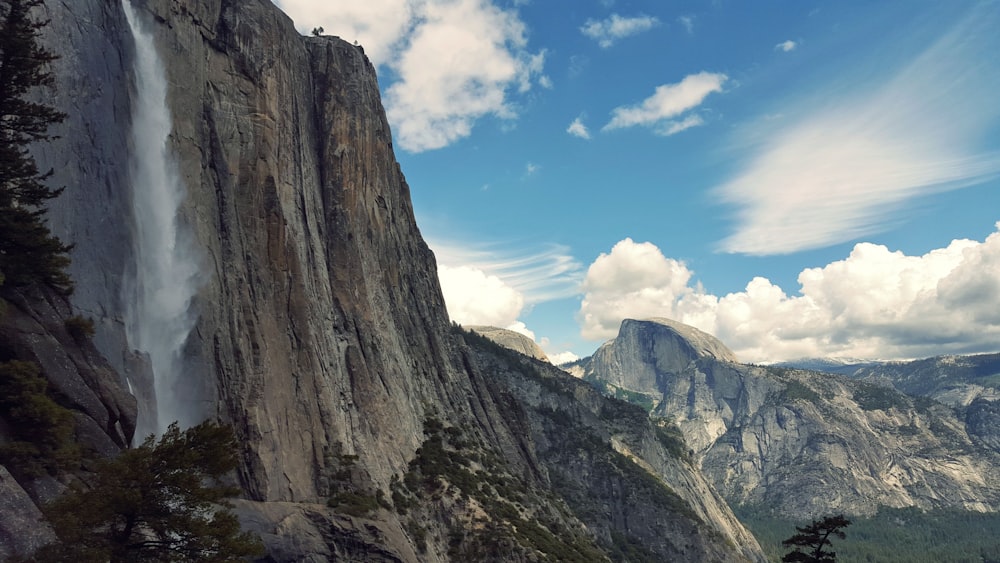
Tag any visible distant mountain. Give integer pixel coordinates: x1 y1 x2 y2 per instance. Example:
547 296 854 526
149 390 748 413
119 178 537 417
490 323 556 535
578 318 1000 520
846 353 1000 407
773 357 884 376
467 325 549 362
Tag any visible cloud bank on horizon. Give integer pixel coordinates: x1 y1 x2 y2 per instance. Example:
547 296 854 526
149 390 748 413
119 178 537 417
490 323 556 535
578 228 1000 363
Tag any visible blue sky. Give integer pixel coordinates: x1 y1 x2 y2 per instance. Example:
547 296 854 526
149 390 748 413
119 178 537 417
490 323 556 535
274 0 1000 364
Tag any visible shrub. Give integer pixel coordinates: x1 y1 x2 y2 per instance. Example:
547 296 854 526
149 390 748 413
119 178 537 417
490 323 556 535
64 315 95 342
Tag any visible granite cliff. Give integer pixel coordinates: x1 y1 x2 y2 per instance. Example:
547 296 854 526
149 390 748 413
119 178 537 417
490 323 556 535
579 318 1000 519
1 0 765 560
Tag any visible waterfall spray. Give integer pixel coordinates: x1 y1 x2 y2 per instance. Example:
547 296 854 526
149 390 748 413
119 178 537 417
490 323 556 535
122 1 202 437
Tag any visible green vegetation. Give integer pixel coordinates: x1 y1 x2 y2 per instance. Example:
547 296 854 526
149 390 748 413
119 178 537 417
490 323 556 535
653 417 692 462
0 0 73 293
26 422 264 562
393 416 608 562
852 381 909 411
737 505 1000 563
782 380 821 403
587 377 658 412
63 314 95 342
0 359 80 479
324 447 388 517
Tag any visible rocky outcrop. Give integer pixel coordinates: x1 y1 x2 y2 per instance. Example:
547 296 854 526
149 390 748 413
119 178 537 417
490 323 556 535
468 325 549 362
581 319 1000 519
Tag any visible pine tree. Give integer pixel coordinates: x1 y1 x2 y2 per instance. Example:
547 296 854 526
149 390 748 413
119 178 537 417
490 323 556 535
29 422 265 562
0 0 72 293
782 514 851 563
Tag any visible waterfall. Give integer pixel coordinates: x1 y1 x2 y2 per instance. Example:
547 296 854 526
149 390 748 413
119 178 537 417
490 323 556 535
122 1 202 437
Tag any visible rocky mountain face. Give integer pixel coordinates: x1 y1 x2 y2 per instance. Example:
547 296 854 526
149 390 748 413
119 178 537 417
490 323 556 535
468 325 549 362
845 353 1000 407
3 0 765 560
0 286 138 560
781 353 1000 454
579 319 1000 519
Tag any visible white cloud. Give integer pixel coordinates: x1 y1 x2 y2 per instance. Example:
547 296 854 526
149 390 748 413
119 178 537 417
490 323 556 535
525 162 539 176
775 40 797 52
548 350 580 365
275 0 545 153
506 321 536 340
578 239 702 340
678 15 695 35
580 14 660 48
717 10 1000 255
578 227 1000 362
658 114 704 136
432 238 586 362
439 264 524 327
431 239 584 304
603 72 727 132
275 0 412 65
567 117 591 139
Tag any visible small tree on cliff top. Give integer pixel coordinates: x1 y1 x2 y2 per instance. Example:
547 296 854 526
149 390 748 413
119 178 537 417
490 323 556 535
782 514 851 563
0 0 72 293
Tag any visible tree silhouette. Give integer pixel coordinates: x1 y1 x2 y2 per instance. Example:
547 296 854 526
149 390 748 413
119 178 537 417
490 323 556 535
0 0 72 293
782 514 851 562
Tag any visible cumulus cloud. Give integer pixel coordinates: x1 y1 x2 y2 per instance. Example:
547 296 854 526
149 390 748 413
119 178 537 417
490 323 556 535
717 9 1000 255
580 14 660 48
775 40 797 52
548 350 580 365
578 228 1000 362
275 0 545 153
567 117 591 139
275 0 411 65
439 264 524 327
603 72 727 132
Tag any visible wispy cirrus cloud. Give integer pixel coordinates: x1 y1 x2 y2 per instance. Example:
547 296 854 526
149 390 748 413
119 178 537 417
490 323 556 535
580 13 659 48
717 7 1000 255
274 0 547 153
603 71 727 133
431 238 585 362
430 239 584 310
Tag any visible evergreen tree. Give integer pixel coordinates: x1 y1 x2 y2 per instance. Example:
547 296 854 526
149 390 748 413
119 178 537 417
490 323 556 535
0 0 72 293
28 422 265 562
782 514 851 563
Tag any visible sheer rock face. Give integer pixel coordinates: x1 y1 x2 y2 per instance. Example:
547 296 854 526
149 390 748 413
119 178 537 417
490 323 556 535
34 1 763 559
0 287 138 561
468 325 549 362
581 319 1000 519
43 0 467 503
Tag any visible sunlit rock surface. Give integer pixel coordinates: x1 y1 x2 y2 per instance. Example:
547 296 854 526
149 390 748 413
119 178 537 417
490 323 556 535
580 318 1000 518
